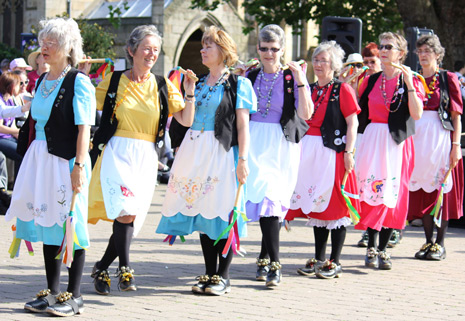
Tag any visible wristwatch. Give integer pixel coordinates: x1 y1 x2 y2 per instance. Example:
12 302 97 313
74 162 85 168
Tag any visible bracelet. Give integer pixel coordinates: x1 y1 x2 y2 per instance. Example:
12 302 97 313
74 162 85 168
407 89 416 93
185 98 195 103
238 156 247 161
186 94 194 98
344 150 354 154
297 84 306 88
452 142 461 147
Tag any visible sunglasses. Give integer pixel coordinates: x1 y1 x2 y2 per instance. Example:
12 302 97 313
258 47 281 53
20 80 29 86
349 63 363 68
378 44 398 51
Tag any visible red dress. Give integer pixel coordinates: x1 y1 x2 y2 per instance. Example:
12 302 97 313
407 71 464 221
286 82 361 224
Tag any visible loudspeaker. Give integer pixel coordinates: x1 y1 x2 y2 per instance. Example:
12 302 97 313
321 16 362 57
405 27 434 72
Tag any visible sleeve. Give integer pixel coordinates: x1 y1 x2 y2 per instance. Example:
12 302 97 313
73 73 96 126
447 72 463 114
0 99 25 119
235 76 257 113
412 75 426 103
166 77 185 115
95 73 112 111
340 83 361 117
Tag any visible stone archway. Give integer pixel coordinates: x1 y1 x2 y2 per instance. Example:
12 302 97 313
177 28 209 76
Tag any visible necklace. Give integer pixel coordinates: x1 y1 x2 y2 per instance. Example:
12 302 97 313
310 80 334 120
380 72 404 113
190 71 229 140
255 68 281 118
111 69 152 121
421 67 439 104
40 65 71 99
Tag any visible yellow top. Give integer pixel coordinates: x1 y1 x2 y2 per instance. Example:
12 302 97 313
95 72 184 141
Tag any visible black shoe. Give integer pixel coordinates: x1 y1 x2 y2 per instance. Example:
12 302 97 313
0 188 11 208
266 261 282 287
192 275 210 294
204 275 231 296
46 293 84 317
426 243 446 260
378 250 392 270
24 289 56 313
91 262 111 295
256 258 270 281
117 266 137 291
357 231 369 247
315 261 342 279
297 258 322 276
414 243 432 260
365 247 378 268
387 230 401 248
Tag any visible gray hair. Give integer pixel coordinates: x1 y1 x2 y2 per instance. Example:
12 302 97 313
38 18 83 67
258 24 285 48
312 40 345 73
379 32 408 63
125 25 162 66
416 34 445 64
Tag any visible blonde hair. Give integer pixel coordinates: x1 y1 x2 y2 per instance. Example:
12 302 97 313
202 26 238 67
379 32 408 63
38 18 83 67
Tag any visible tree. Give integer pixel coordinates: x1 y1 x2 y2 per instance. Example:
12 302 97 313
190 0 403 44
395 0 465 70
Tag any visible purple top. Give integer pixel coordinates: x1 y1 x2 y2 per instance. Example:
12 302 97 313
248 69 302 123
0 94 14 139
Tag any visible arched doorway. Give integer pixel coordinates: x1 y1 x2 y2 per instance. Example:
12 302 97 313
177 29 209 76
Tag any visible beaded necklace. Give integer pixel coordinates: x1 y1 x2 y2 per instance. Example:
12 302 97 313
380 72 404 113
421 67 439 104
111 69 152 120
255 68 281 118
310 80 334 120
40 64 71 99
190 71 229 140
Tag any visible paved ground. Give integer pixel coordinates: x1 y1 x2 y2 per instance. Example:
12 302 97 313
1 184 464 321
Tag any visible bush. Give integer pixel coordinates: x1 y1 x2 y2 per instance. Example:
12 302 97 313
0 43 23 61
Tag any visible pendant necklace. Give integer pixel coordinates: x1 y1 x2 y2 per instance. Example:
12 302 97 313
40 64 71 99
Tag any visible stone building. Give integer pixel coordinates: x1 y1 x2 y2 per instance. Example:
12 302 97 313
0 0 318 76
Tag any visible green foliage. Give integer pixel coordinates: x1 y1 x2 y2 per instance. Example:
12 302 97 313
108 1 130 29
190 0 403 44
0 43 23 61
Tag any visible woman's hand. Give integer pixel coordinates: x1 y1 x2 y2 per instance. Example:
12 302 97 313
78 55 92 76
396 63 415 90
287 61 308 87
344 152 355 172
182 69 197 96
236 158 249 184
450 144 462 169
21 101 31 113
70 165 85 194
232 63 247 76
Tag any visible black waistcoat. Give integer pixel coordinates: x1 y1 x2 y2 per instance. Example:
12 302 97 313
247 68 309 143
358 71 415 144
17 69 80 160
437 70 454 131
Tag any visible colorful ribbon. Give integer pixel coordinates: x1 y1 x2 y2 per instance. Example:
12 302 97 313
163 235 186 245
341 171 360 224
89 58 115 79
8 225 34 258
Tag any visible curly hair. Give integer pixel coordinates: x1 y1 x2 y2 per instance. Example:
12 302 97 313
202 26 238 67
38 18 83 67
416 34 445 64
312 40 345 73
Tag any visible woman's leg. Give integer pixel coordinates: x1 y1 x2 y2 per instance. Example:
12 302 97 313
67 249 85 297
422 214 435 244
96 234 118 270
313 226 330 262
200 233 217 277
215 239 233 280
259 217 280 263
43 244 61 295
113 220 134 268
330 226 346 265
367 227 379 249
378 228 393 252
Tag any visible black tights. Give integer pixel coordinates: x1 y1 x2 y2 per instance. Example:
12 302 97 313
313 226 346 264
258 217 280 262
200 234 233 279
43 245 85 297
367 227 393 251
422 214 448 246
97 220 134 270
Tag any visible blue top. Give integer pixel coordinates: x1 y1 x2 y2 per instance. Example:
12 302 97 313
191 76 257 131
32 73 96 140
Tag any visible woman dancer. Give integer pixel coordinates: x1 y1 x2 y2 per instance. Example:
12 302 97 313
286 41 360 279
356 32 425 270
89 25 195 294
5 17 95 316
408 34 463 260
157 26 256 296
244 24 312 287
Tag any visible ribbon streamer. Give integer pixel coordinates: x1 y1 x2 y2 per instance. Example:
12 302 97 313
426 168 453 228
163 235 186 245
341 171 360 224
85 58 115 80
8 225 34 258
